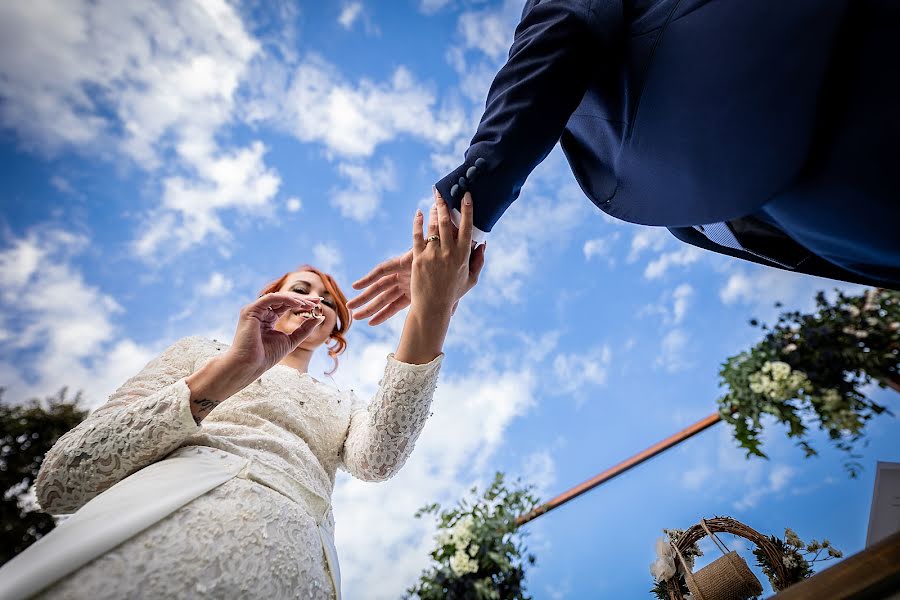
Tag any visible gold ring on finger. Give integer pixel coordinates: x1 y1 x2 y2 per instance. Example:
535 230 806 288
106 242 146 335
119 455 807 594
425 235 440 244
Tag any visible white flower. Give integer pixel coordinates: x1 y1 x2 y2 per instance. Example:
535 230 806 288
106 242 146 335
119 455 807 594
436 530 453 548
655 537 674 560
650 557 677 582
783 343 797 353
784 528 803 548
768 361 792 381
450 550 479 576
783 554 798 569
847 305 861 317
468 544 479 557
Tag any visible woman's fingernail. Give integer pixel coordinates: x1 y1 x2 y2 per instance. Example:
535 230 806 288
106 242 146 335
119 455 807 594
416 208 422 217
464 193 472 206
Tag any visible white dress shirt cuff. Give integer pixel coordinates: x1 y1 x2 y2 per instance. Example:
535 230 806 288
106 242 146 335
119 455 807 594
450 208 488 244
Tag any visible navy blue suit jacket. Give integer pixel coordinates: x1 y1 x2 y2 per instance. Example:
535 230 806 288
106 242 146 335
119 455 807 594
435 0 898 287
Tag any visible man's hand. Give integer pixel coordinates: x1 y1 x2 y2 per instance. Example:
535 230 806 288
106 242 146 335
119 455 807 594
348 199 486 325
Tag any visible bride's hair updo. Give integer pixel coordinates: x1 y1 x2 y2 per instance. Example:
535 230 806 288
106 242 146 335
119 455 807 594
258 264 352 375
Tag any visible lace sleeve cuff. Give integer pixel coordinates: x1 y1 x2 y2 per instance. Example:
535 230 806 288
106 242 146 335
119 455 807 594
340 352 444 482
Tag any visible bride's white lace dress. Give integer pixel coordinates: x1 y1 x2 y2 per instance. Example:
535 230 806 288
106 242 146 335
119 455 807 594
24 336 442 599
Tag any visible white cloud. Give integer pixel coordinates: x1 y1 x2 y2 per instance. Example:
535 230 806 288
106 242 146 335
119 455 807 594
337 2 363 29
0 226 156 406
330 158 397 222
482 183 590 303
719 266 864 317
679 426 801 513
135 142 281 258
313 243 342 273
419 0 454 14
0 0 287 260
640 283 695 326
628 227 670 263
285 197 302 212
583 232 620 265
671 283 694 324
0 0 259 167
521 450 556 498
50 175 77 196
656 328 692 373
552 345 612 406
644 245 703 279
681 464 713 491
245 56 466 159
733 464 796 511
197 272 234 297
443 0 523 103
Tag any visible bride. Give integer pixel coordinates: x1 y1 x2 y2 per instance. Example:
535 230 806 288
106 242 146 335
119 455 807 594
0 192 486 600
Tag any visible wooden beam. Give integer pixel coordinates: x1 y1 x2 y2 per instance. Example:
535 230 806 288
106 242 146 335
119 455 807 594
516 412 723 526
770 530 900 599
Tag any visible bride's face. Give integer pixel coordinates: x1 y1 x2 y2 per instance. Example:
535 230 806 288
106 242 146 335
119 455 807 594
274 271 339 350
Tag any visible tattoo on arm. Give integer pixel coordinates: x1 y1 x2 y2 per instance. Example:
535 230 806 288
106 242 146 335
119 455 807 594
191 398 221 425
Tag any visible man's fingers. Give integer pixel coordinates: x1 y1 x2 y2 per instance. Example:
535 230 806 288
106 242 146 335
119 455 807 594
353 287 405 320
352 257 400 290
434 191 454 245
369 296 411 326
412 208 425 255
458 192 474 249
347 275 396 310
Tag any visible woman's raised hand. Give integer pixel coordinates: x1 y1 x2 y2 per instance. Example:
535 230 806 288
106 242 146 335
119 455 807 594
224 293 326 378
410 189 486 315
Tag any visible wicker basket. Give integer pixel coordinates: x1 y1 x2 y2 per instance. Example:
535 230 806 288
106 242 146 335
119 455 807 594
665 517 787 600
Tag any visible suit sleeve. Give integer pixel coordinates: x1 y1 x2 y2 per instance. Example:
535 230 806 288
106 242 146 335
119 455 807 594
435 0 614 237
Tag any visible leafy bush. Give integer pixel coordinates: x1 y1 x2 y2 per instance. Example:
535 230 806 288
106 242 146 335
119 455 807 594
1 387 88 565
405 472 539 600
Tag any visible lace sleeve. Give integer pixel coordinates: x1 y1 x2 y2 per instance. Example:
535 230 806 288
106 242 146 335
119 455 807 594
339 352 443 482
34 336 205 515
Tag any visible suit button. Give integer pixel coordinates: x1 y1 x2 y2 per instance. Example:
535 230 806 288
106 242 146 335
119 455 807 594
474 157 486 169
466 166 478 180
458 177 467 191
450 184 461 199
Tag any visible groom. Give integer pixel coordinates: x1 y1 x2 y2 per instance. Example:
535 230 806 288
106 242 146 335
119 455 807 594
349 0 899 323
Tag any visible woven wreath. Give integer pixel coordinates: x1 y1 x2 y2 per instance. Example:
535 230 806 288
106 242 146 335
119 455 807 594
661 517 791 600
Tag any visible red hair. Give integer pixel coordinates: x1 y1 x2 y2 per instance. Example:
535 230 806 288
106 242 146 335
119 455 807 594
258 264 352 375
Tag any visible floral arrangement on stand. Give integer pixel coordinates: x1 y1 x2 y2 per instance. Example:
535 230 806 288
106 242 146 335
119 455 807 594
405 472 540 600
649 517 842 600
718 288 898 476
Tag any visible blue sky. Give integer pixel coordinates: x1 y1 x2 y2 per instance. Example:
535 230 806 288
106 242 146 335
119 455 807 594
0 1 897 598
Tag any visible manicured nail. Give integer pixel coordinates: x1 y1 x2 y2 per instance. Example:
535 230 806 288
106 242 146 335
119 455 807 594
464 193 472 206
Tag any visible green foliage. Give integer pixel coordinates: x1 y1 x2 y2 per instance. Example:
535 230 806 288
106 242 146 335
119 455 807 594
718 288 898 476
0 387 88 566
753 528 842 591
405 472 540 600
